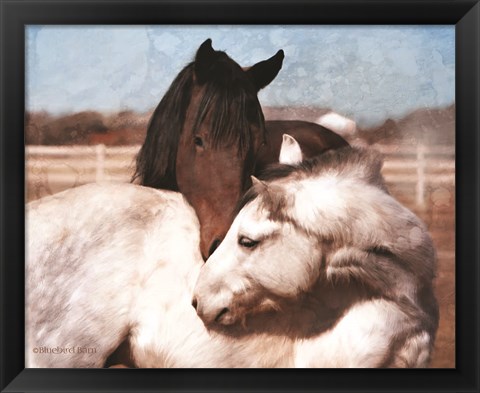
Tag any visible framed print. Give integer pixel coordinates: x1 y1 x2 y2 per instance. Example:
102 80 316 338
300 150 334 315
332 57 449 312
1 1 479 392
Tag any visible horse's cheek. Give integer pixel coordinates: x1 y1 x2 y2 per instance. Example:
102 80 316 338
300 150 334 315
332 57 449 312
242 246 286 295
260 236 317 296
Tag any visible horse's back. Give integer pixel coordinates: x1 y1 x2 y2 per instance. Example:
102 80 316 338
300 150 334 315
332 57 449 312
26 183 201 367
27 183 199 276
258 120 349 171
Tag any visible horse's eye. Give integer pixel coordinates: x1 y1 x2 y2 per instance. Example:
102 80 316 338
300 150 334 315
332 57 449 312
238 236 260 249
194 136 204 147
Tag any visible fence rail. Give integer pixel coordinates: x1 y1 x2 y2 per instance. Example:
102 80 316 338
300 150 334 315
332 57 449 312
374 143 454 208
26 144 455 207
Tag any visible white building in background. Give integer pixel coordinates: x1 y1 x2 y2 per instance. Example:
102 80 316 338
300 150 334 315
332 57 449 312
316 111 357 137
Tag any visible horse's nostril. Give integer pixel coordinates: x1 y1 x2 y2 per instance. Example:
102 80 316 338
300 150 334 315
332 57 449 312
215 307 229 322
191 297 198 310
208 238 222 257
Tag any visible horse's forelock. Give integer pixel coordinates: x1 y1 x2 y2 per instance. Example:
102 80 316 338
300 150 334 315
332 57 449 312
235 179 294 226
192 59 265 156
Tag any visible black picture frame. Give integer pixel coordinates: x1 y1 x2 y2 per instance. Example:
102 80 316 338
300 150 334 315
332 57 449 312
1 1 478 392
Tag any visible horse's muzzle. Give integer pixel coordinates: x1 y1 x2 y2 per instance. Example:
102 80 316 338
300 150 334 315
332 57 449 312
191 297 198 310
191 295 235 326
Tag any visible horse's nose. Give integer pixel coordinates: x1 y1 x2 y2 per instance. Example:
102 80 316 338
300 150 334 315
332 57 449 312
215 307 230 323
208 238 222 258
191 297 198 311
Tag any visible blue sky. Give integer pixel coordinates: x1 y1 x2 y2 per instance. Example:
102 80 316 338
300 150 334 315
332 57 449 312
26 25 454 127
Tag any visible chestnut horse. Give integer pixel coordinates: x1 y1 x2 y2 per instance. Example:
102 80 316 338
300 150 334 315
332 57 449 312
133 39 348 260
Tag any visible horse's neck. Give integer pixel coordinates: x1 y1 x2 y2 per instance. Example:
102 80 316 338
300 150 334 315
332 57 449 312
207 280 365 342
256 279 369 334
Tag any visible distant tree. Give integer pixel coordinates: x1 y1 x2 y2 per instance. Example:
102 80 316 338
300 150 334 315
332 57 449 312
25 111 53 144
25 111 108 145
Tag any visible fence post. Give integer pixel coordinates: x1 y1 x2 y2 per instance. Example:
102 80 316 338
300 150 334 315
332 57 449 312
416 144 426 208
95 144 106 183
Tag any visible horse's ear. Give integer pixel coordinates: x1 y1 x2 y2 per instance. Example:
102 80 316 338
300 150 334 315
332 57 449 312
279 134 303 165
195 38 216 84
247 49 284 91
251 176 268 190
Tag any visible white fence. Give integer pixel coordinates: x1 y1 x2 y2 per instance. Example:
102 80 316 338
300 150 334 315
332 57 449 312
375 144 455 208
26 144 455 207
26 144 138 183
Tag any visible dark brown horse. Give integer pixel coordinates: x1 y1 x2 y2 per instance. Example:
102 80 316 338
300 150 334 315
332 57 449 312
133 39 348 260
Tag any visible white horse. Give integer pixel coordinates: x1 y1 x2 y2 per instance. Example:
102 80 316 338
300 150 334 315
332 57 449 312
26 183 204 367
193 134 439 367
26 136 438 368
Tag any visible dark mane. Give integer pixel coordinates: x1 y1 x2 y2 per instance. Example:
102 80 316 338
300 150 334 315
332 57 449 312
132 63 194 190
132 51 266 190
